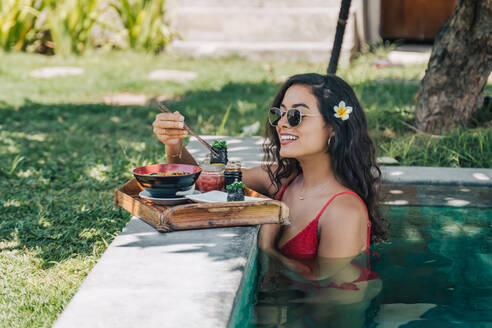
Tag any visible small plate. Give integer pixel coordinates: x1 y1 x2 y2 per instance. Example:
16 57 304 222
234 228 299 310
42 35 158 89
185 190 268 203
139 189 200 205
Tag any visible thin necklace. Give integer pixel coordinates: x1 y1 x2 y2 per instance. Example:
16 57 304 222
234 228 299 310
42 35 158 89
298 179 331 200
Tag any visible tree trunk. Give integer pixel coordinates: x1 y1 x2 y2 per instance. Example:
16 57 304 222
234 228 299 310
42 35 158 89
327 0 352 74
415 0 492 133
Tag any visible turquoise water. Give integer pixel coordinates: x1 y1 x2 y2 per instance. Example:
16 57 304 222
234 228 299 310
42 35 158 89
242 206 492 328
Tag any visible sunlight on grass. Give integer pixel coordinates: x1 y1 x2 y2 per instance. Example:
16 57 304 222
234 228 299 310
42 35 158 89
86 164 112 182
0 249 96 328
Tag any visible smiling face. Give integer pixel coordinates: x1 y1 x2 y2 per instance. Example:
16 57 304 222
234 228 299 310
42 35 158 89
276 84 332 159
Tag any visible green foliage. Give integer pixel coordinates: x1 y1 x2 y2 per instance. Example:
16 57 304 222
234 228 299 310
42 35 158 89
110 0 175 53
470 97 492 127
226 181 245 190
0 154 24 177
212 140 228 149
0 0 175 54
45 0 103 56
217 103 232 136
0 0 42 51
378 129 492 167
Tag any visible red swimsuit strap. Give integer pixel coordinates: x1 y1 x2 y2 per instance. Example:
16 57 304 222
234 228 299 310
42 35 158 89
276 174 371 250
275 173 299 201
323 191 371 250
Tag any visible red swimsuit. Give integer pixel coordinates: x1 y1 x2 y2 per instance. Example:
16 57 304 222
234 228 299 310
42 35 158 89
276 174 380 290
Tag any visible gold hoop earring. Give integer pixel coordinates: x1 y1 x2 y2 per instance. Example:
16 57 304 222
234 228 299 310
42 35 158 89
327 136 332 148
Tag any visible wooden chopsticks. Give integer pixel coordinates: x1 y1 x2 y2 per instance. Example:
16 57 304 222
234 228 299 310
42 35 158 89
153 101 219 157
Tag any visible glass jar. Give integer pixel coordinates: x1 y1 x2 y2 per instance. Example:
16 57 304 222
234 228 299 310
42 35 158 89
227 186 244 201
196 162 225 192
224 160 242 187
210 146 228 165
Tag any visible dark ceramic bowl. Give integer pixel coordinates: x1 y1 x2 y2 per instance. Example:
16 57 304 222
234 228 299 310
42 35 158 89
133 164 202 198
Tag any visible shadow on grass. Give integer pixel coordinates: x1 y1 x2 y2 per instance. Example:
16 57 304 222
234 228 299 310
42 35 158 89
353 78 420 134
0 80 281 267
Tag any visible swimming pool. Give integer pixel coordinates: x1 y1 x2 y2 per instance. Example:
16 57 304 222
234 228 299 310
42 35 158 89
234 205 492 327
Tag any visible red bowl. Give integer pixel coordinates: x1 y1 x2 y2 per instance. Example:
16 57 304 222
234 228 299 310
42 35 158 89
133 164 202 198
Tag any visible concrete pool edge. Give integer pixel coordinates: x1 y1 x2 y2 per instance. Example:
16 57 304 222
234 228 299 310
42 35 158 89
53 219 260 328
381 167 492 208
227 227 259 328
381 166 492 187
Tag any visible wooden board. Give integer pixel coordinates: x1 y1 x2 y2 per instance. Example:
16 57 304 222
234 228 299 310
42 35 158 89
114 178 290 232
381 0 458 41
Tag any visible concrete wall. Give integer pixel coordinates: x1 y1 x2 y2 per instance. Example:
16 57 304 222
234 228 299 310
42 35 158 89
167 0 370 62
363 0 382 44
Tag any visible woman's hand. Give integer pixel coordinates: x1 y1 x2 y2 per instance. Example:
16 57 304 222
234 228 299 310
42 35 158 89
283 258 313 277
260 247 314 281
152 111 188 146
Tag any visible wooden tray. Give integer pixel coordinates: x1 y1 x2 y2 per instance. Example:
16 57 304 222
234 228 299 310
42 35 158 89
114 178 290 232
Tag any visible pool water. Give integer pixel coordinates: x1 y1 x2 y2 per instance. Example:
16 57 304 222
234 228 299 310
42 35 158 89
241 206 492 328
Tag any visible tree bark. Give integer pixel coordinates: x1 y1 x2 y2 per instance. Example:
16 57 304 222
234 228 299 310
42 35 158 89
415 0 492 133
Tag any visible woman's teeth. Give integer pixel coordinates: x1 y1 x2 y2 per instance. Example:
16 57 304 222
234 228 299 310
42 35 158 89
280 135 298 140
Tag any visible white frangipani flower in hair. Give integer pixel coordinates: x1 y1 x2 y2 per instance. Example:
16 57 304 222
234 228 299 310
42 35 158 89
333 101 352 121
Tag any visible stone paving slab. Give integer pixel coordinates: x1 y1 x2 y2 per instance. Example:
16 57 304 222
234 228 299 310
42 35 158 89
30 66 83 78
387 50 430 65
147 69 198 82
102 93 172 106
169 41 350 63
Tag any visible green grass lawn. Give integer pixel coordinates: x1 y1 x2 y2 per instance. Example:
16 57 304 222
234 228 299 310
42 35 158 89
0 50 490 327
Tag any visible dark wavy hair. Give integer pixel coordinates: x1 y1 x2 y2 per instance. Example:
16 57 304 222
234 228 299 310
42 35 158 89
262 73 388 243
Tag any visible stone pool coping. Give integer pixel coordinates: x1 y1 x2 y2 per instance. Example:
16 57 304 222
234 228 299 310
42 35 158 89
381 166 491 187
54 218 259 328
54 136 491 327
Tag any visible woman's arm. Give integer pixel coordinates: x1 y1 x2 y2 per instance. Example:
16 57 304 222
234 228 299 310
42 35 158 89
258 222 315 280
312 194 367 280
154 112 279 188
153 111 198 165
165 142 198 165
258 221 282 250
242 165 276 197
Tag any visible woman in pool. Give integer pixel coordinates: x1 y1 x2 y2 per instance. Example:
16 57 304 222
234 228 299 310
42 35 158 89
153 74 388 322
154 72 387 250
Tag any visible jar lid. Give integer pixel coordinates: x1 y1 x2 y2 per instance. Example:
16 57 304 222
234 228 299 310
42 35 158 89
201 170 224 176
225 160 241 170
200 163 225 173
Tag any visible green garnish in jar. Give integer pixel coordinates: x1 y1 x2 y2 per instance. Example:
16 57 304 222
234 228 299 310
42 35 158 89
226 181 245 201
211 139 228 165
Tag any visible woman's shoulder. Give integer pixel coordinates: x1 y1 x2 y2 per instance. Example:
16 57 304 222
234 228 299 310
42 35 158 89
317 189 368 229
316 189 369 257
